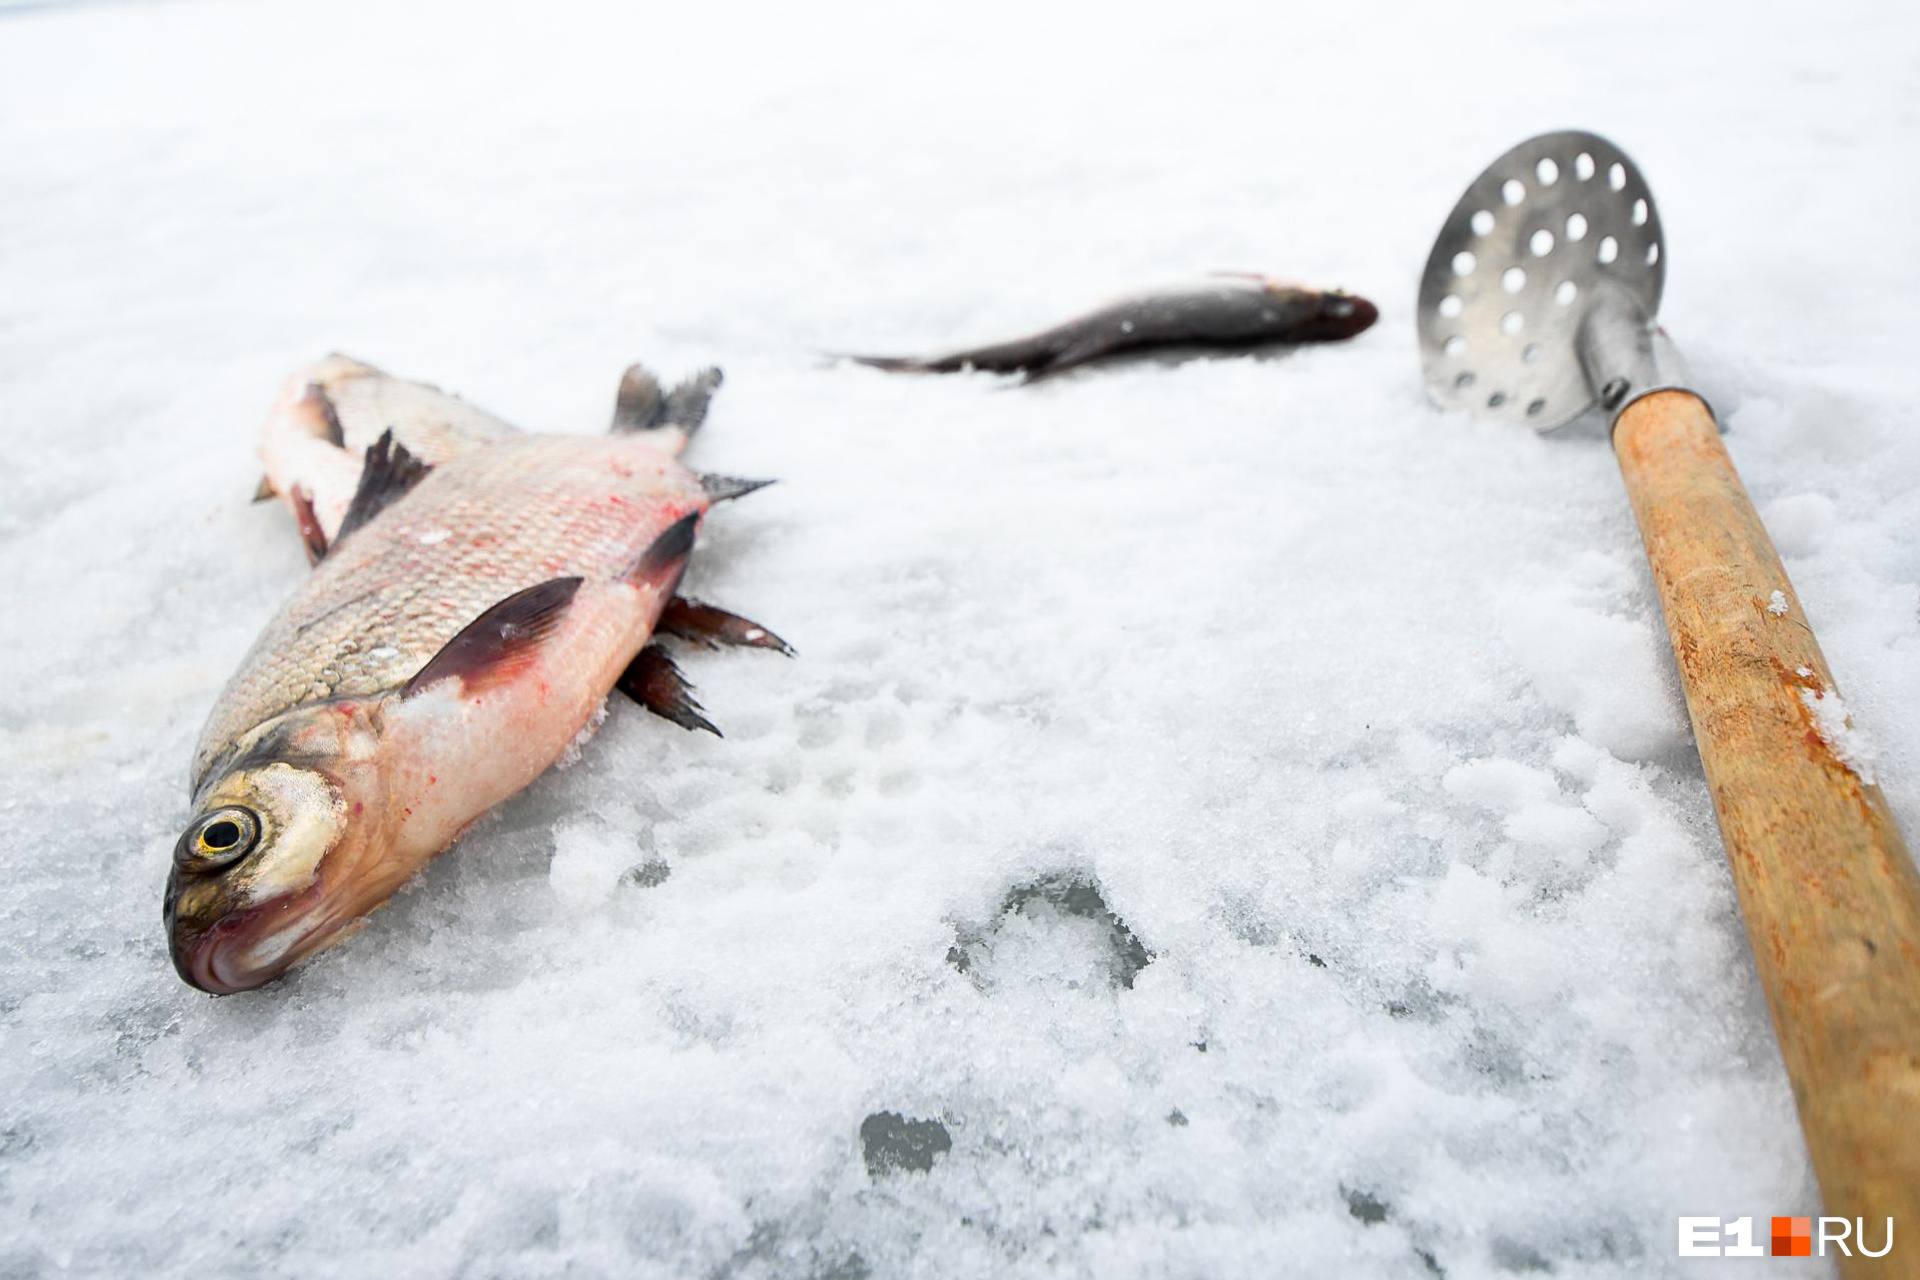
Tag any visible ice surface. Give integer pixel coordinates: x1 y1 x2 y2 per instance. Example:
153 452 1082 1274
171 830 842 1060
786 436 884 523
1 1 1917 1277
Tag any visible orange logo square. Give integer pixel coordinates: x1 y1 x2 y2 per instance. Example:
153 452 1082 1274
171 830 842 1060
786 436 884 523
1771 1216 1811 1257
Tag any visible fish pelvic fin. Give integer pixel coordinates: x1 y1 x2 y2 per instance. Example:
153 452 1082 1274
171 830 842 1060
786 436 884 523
401 576 584 699
624 511 700 593
335 429 433 548
659 597 794 656
611 363 724 440
617 645 721 736
252 475 278 503
290 486 329 564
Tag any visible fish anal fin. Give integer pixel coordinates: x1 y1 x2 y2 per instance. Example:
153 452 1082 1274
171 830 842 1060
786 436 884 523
401 576 584 699
625 511 700 593
290 486 329 564
335 429 432 547
659 597 794 656
616 645 720 736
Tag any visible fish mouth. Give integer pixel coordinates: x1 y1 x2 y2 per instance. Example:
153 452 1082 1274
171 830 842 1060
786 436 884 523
167 881 338 995
1318 293 1380 339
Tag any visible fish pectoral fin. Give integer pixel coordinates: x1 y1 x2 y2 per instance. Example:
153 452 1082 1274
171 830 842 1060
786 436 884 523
611 364 723 441
1019 334 1113 383
252 475 278 503
290 486 329 564
616 644 720 737
659 597 794 656
401 576 584 699
843 353 934 373
624 512 700 592
335 429 432 547
698 473 776 503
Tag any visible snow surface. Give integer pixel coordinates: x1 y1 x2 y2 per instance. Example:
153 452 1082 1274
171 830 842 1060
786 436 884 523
2 2 1918 1277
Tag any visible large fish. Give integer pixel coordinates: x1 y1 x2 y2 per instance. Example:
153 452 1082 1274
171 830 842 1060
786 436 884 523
168 367 775 994
256 355 724 559
255 354 784 696
847 275 1378 381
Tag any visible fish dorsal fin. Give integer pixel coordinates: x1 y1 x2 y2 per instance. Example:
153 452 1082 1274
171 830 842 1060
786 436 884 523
401 576 583 699
335 430 432 547
698 473 776 503
625 511 700 591
615 645 719 736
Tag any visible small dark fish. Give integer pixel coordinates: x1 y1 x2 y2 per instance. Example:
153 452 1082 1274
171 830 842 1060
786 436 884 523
847 274 1377 381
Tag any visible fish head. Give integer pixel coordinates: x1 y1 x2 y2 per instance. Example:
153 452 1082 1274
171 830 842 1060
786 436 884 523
1286 286 1379 341
165 705 391 994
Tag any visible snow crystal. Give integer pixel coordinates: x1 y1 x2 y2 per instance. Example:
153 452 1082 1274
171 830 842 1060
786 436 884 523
0 0 1914 1277
1800 687 1881 784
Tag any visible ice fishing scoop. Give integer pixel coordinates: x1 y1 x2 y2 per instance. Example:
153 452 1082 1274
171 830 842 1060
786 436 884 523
1419 130 1920 1250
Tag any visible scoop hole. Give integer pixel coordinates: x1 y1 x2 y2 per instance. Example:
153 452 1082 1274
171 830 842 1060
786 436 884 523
1554 280 1578 306
1608 162 1626 191
1645 241 1660 266
1438 294 1463 319
1631 197 1648 226
1501 178 1526 206
1535 157 1560 185
1522 343 1541 364
1501 310 1525 336
1529 229 1555 256
1600 377 1630 409
1564 212 1588 241
1470 209 1495 236
1443 335 1466 357
1501 266 1527 293
1452 250 1477 277
1455 371 1476 389
1597 235 1619 265
1574 152 1595 180
1526 398 1547 417
1488 392 1508 409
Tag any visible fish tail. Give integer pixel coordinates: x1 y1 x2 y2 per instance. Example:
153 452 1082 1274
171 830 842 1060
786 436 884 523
611 363 724 441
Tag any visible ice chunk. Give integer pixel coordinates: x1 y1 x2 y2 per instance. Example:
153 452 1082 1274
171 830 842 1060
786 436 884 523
1799 687 1880 784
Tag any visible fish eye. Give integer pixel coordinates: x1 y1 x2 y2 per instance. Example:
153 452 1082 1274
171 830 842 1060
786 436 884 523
177 806 262 871
1325 296 1358 318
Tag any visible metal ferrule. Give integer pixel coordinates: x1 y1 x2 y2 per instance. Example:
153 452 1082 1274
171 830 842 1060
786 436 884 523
1577 277 1715 432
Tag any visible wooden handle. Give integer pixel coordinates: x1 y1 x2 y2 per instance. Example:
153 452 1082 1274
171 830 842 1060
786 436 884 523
1615 389 1920 1271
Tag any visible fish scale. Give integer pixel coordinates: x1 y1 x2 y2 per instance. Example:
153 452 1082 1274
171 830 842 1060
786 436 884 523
194 432 707 788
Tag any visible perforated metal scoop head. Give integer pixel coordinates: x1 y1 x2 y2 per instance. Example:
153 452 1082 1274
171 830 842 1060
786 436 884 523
1418 130 1666 431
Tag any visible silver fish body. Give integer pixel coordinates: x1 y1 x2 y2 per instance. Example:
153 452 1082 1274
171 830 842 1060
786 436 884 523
849 275 1378 381
170 431 711 993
